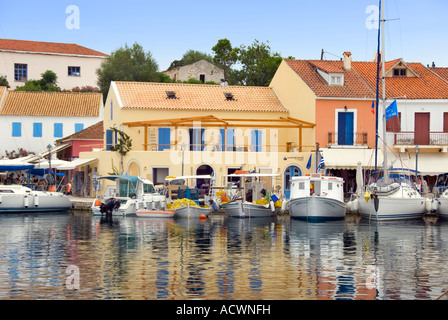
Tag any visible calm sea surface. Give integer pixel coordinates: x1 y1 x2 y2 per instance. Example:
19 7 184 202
0 211 447 300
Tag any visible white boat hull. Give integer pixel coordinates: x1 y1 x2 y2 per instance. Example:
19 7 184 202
136 209 174 218
358 197 426 221
437 197 448 219
92 197 166 216
173 205 211 218
221 202 244 217
240 202 276 218
289 196 346 220
0 190 71 213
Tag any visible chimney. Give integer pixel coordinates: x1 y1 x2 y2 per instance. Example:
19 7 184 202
343 51 352 71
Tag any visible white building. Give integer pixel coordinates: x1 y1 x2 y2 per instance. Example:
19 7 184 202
0 86 103 156
0 38 108 90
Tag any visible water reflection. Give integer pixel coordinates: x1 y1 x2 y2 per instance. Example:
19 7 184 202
0 212 447 300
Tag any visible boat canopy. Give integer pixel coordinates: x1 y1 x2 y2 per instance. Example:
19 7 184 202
31 168 65 177
165 175 212 181
0 164 34 171
98 175 141 182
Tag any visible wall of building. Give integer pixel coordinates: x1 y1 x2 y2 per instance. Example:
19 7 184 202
0 51 106 90
163 60 224 83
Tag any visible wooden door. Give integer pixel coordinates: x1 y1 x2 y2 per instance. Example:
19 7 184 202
414 113 430 145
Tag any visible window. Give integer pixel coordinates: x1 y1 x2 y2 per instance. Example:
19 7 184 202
220 129 235 151
33 123 42 137
12 122 21 137
199 74 205 83
54 123 63 138
14 64 27 81
330 74 343 85
386 112 401 132
68 66 81 76
393 69 406 77
106 129 113 150
75 123 84 133
152 167 169 185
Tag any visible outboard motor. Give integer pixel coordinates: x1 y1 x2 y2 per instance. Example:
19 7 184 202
100 198 121 217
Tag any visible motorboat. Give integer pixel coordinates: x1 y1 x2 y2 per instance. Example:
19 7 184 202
92 175 166 216
0 162 71 213
288 173 345 221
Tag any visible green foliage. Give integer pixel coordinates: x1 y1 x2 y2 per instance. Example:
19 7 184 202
212 38 238 80
157 72 174 83
96 42 159 98
15 70 61 92
168 49 214 70
109 127 132 156
3 148 35 159
0 74 10 88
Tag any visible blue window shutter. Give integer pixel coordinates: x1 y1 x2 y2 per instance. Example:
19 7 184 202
251 129 262 152
158 128 171 151
33 123 42 137
106 129 113 150
12 122 21 137
227 129 235 151
75 123 84 133
219 129 225 151
54 123 63 138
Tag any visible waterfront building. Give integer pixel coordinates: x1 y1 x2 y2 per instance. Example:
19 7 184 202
0 87 104 156
0 38 107 90
78 81 316 198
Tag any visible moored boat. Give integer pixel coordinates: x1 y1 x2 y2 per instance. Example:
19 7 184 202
136 209 174 218
92 175 166 216
289 174 345 221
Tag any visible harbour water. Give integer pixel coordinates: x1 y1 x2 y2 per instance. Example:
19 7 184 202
0 210 447 300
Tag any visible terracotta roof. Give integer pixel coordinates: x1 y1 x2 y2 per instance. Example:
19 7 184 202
58 121 103 141
352 61 448 99
0 39 108 57
0 90 102 117
113 81 288 113
432 67 448 83
284 59 376 99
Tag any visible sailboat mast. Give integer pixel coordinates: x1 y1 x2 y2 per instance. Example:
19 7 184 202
381 0 388 184
374 0 382 172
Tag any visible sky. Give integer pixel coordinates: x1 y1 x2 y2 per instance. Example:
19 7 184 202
1 0 448 71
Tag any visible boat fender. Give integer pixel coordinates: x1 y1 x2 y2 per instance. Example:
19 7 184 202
34 194 39 207
24 195 29 208
212 200 219 212
270 200 275 213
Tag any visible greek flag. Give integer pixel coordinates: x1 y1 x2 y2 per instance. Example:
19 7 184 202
317 155 325 172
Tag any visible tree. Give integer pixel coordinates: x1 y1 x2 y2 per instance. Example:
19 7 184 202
212 39 238 80
15 70 61 92
168 50 213 70
109 127 132 174
234 40 282 87
0 74 10 88
96 42 159 98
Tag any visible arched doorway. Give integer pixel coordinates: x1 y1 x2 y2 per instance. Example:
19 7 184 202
127 160 141 177
284 165 301 199
196 164 214 195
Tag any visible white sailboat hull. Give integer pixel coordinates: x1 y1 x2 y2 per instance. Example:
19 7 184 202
289 196 346 220
437 197 448 219
359 196 426 221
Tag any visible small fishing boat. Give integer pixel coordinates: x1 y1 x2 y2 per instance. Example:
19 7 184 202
135 209 174 218
221 172 280 218
92 175 166 216
289 174 345 221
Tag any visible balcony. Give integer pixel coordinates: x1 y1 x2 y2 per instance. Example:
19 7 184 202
387 132 448 146
327 132 368 147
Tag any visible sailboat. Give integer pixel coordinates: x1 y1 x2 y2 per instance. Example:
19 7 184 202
357 0 426 221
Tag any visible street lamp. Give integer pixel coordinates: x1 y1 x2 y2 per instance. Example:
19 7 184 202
415 145 420 174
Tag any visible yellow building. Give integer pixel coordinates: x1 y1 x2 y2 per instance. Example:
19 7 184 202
79 81 316 198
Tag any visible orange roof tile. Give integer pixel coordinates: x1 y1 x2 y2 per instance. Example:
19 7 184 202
285 59 376 99
58 121 103 141
352 61 448 99
113 81 288 113
432 67 448 83
0 91 102 117
0 39 108 57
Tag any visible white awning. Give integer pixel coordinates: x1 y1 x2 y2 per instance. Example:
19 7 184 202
56 158 97 170
34 158 71 169
321 148 384 170
397 153 448 176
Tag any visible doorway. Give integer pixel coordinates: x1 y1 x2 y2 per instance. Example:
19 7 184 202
337 112 354 145
414 113 430 145
284 165 302 199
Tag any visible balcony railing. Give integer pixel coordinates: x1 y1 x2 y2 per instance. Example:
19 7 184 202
327 132 368 146
387 132 448 146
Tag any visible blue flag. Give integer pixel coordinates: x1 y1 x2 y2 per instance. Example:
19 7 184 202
306 154 312 170
385 100 398 121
